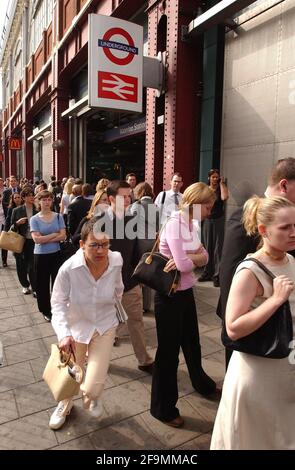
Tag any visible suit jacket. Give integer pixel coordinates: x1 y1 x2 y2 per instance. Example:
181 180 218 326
217 207 259 319
95 209 139 292
131 198 160 257
67 197 92 236
11 204 38 238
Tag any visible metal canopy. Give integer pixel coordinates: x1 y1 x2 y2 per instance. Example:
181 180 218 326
188 0 258 36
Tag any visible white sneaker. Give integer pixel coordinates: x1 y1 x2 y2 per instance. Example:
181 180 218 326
49 400 73 430
22 287 31 295
88 399 104 419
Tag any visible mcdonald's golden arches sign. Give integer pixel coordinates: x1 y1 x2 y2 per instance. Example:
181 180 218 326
8 138 22 150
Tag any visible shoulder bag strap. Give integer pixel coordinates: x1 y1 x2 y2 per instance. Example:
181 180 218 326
146 217 171 262
237 257 275 280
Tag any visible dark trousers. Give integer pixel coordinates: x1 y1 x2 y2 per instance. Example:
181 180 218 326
201 216 225 279
1 249 7 265
1 226 7 264
150 288 216 421
34 251 62 317
15 239 36 289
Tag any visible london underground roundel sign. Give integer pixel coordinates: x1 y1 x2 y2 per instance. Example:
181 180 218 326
101 27 137 66
89 14 143 113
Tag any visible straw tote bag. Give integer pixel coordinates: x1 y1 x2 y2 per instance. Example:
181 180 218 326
43 344 83 401
0 229 25 254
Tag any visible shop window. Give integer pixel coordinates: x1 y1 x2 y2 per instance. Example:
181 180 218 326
13 39 23 90
5 70 10 106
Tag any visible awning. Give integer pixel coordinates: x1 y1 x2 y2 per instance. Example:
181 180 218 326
27 121 51 141
188 0 258 36
61 95 89 119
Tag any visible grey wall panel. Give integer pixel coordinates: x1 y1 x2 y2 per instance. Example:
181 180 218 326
222 143 274 210
223 76 277 149
276 69 295 142
280 0 295 72
221 0 295 216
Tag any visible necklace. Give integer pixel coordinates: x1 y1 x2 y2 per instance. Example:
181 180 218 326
262 249 286 261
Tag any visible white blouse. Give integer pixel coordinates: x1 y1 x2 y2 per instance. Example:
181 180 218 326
51 249 124 343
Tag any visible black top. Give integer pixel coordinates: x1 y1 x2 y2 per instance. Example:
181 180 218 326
209 187 225 219
67 197 92 236
217 207 259 318
95 211 140 292
11 204 38 237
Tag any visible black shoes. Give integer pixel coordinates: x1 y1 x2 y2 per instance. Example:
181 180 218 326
43 314 52 322
193 370 217 397
138 363 154 375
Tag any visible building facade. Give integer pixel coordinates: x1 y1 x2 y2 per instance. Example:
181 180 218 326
1 0 294 206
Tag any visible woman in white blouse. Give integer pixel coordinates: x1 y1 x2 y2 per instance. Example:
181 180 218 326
49 218 124 430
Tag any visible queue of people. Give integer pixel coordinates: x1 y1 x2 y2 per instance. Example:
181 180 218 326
1 161 294 450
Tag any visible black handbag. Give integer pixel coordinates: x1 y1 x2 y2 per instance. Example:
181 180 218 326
59 238 77 264
222 258 293 359
132 221 180 296
58 214 77 263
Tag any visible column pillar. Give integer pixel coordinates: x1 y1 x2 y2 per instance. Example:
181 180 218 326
146 0 203 190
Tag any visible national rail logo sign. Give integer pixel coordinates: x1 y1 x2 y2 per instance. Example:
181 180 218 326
88 14 143 112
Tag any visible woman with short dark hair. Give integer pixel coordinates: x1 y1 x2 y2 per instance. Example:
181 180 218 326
49 219 123 430
11 187 38 294
30 191 66 321
199 169 229 286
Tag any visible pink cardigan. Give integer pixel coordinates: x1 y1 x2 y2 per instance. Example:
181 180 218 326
159 212 209 291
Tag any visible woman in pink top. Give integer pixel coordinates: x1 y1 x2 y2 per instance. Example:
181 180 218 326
150 182 217 427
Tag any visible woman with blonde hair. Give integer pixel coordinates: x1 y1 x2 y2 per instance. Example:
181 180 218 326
211 195 295 449
96 178 110 192
60 178 75 222
150 182 218 428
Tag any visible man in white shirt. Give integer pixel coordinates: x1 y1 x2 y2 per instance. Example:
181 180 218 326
154 172 183 224
126 173 137 203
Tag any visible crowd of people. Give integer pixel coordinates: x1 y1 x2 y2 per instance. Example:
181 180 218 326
0 160 294 449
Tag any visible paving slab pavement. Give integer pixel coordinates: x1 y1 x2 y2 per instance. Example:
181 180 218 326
0 257 225 450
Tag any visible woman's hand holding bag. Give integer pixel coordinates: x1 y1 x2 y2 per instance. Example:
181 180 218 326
132 220 180 297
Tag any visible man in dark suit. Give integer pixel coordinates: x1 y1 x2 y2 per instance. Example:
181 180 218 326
219 157 295 368
11 187 38 295
67 184 92 236
2 175 21 210
96 180 154 373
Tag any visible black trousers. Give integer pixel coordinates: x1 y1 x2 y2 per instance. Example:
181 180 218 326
34 251 62 317
1 226 7 264
15 239 35 289
151 288 216 421
201 216 225 279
